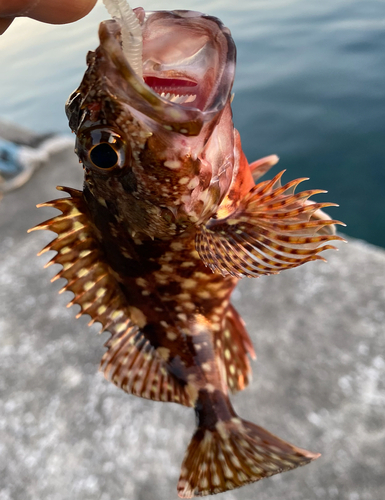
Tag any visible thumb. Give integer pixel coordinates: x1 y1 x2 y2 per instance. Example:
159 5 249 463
0 0 97 33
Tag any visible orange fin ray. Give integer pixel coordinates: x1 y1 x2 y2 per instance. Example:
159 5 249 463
217 305 256 393
100 326 194 407
177 417 319 498
197 172 345 278
252 201 339 221
250 177 315 205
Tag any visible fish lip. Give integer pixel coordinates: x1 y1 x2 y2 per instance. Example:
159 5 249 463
98 12 236 136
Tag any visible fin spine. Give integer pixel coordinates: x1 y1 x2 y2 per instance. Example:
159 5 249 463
197 171 345 278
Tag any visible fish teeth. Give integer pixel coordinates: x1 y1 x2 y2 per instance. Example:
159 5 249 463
185 94 197 103
169 94 182 103
159 92 197 104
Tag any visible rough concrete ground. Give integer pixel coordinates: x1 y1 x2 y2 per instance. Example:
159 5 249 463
0 146 384 500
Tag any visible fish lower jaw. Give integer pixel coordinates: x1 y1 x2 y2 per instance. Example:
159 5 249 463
159 92 197 104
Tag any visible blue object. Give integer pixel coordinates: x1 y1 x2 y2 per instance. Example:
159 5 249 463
0 138 23 178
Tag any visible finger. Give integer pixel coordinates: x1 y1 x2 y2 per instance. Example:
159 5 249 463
0 16 13 35
0 0 97 24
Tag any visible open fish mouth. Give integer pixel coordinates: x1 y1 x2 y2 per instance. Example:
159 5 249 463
96 9 236 135
139 12 226 114
144 77 197 105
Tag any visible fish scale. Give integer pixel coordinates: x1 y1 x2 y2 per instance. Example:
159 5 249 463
30 4 344 498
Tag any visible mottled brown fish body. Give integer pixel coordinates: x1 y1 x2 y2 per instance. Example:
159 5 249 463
31 7 345 498
82 186 246 397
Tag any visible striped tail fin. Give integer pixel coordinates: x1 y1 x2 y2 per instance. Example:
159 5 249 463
177 417 319 498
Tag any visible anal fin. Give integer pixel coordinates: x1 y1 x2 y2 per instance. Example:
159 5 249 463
100 324 194 407
216 304 256 393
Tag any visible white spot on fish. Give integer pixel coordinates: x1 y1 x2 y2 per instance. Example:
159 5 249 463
164 160 181 169
128 306 147 327
79 249 91 258
180 261 195 268
157 347 170 360
84 281 94 291
111 310 124 320
187 177 200 190
136 277 148 287
97 305 107 315
170 241 184 251
181 279 197 290
115 322 127 333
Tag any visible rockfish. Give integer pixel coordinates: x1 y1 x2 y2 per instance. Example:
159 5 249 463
30 3 344 497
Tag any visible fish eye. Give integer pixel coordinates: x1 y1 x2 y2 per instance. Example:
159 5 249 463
89 142 119 169
75 127 129 173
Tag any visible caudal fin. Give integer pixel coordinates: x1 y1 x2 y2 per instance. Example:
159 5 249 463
177 417 320 498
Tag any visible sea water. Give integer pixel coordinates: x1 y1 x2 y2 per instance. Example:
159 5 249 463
0 0 384 247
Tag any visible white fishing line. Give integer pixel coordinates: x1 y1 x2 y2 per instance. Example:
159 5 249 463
103 0 143 79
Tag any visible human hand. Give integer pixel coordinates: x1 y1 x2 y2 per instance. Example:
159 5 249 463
0 0 98 35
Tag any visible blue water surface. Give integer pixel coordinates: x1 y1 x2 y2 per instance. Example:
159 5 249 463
0 0 384 246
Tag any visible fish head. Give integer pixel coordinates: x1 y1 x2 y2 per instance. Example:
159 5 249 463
66 9 237 237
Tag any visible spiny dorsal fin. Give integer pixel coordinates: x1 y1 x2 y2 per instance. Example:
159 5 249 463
29 187 129 331
29 187 193 407
196 171 346 278
249 154 280 182
216 304 256 393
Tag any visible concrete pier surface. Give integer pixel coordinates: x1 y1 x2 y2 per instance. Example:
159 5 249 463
0 145 384 500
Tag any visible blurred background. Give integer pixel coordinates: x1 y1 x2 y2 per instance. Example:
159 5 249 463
0 2 384 500
0 0 384 246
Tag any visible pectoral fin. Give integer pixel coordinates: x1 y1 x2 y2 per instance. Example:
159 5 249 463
196 171 345 278
305 199 338 235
